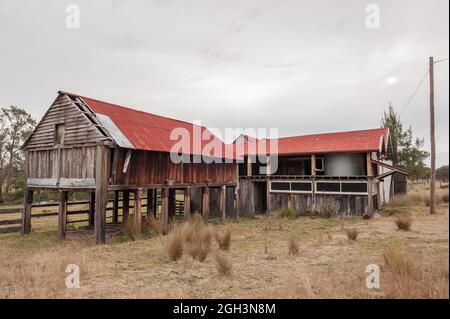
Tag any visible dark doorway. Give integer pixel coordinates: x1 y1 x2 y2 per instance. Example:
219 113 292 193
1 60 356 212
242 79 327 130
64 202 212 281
254 181 267 214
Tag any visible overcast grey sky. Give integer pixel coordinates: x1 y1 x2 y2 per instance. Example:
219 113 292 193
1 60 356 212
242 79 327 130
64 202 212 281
0 0 448 166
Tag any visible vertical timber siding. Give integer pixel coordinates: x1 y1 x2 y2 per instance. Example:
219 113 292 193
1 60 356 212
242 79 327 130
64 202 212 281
270 193 368 216
112 149 238 186
27 146 97 179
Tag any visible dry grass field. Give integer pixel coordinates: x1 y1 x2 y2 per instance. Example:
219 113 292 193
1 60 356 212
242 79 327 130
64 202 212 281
0 183 448 299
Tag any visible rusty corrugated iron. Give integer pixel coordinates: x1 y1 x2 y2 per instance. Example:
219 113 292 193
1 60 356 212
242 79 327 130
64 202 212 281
60 91 389 158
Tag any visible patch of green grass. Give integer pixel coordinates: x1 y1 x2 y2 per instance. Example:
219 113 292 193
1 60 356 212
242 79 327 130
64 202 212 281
111 235 127 245
277 208 295 219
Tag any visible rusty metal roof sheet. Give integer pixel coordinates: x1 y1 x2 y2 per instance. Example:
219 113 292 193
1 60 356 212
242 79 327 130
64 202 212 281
59 91 389 158
241 128 390 156
60 91 228 158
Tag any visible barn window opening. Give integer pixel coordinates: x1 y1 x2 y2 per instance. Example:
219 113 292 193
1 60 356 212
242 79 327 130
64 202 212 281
341 182 368 193
316 182 341 192
271 182 290 191
54 124 65 145
291 182 312 192
315 157 324 175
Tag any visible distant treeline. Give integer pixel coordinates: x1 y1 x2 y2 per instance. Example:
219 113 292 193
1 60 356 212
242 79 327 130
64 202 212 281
0 106 36 203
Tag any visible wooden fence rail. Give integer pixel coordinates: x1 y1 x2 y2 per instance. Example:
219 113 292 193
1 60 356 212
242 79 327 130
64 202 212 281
0 195 184 235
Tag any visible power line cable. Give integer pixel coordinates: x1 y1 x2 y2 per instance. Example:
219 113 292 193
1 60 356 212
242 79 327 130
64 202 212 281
399 69 429 116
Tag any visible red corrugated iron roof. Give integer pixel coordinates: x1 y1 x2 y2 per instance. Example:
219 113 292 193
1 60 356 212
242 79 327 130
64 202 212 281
241 128 389 156
60 91 229 158
59 91 389 158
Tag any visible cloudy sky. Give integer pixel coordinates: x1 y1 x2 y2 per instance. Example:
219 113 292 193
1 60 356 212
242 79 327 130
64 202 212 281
1 0 448 166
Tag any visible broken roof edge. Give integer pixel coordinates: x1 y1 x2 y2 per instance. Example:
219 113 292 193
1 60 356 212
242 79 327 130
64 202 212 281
372 158 411 176
95 113 135 149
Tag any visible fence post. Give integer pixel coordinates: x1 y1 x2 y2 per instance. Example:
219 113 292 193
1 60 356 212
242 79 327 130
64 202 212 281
58 190 68 239
21 189 33 234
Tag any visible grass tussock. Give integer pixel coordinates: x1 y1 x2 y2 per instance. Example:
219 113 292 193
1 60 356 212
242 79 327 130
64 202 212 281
0 246 91 298
183 213 212 262
345 228 359 241
387 193 424 207
395 215 412 231
123 218 139 241
214 226 232 251
382 245 416 276
214 252 232 276
165 227 184 262
382 245 448 298
277 208 294 219
288 236 299 255
424 193 449 206
318 202 335 219
142 215 162 237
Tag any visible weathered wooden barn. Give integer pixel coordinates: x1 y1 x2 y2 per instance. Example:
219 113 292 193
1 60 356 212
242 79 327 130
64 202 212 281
21 91 409 244
235 129 409 217
21 91 238 243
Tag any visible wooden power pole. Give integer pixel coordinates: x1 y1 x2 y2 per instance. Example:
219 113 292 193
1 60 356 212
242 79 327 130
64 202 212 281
429 56 436 214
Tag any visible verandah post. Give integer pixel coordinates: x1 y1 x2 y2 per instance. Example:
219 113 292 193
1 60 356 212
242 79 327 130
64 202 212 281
367 153 374 216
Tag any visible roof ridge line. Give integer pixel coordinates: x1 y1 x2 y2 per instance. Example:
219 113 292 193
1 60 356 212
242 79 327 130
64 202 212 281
262 128 388 141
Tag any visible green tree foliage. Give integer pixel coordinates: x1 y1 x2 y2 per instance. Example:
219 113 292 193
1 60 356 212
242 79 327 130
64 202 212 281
381 103 429 179
436 165 449 181
0 106 36 203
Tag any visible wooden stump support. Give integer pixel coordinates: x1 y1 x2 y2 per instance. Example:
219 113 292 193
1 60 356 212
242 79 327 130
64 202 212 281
147 188 156 218
161 187 169 234
123 190 130 222
134 188 143 232
95 145 109 244
112 190 119 223
89 192 95 226
233 186 239 219
220 185 226 221
202 186 210 222
184 186 191 221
